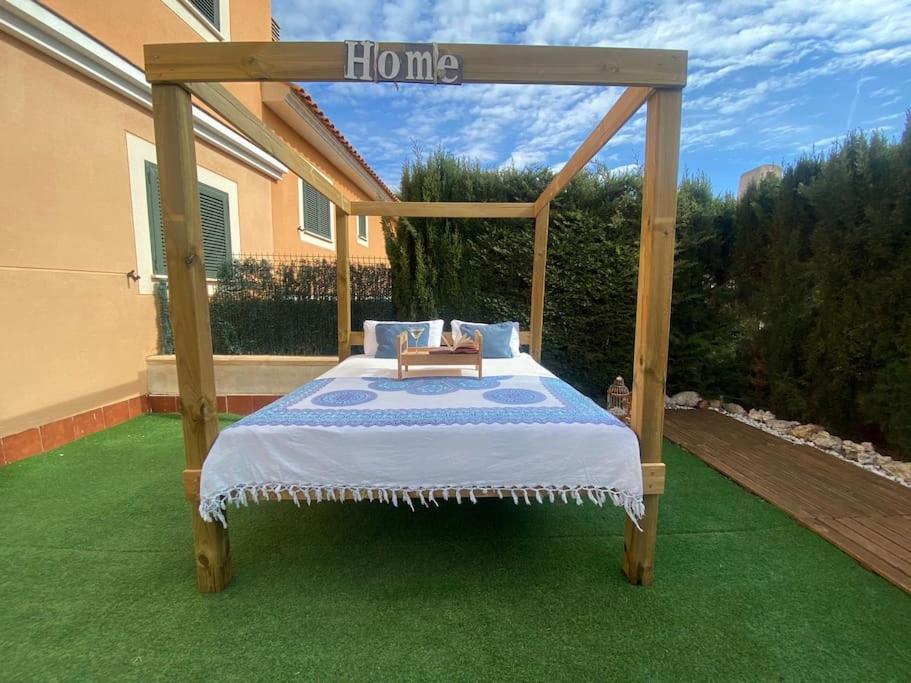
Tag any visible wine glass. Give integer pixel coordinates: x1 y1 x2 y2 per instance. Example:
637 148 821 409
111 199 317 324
409 326 424 347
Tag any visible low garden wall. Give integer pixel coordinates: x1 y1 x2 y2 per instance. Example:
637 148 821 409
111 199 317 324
147 354 337 398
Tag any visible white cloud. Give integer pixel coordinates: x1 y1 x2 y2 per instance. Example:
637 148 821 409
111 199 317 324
608 163 641 176
273 0 911 187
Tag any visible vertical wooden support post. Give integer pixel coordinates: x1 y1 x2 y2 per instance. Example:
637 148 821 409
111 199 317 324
336 205 352 361
622 88 682 586
151 84 231 593
530 203 550 362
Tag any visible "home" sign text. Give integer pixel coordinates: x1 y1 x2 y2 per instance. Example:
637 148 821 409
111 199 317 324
343 41 463 85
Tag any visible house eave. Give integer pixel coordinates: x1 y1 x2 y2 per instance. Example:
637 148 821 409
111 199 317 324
262 82 394 202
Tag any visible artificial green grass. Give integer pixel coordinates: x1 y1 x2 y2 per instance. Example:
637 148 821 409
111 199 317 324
1 415 909 681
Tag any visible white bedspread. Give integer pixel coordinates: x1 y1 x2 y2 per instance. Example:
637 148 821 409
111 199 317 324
200 354 643 524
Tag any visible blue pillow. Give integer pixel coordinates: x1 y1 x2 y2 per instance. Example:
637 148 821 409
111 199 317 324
375 322 431 358
458 322 517 358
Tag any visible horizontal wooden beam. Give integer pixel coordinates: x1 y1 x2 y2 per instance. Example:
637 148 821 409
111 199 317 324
144 42 687 87
183 82 351 212
534 86 651 213
347 331 532 347
350 201 535 218
183 462 664 501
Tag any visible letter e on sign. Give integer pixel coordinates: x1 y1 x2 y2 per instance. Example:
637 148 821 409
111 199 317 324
437 53 462 84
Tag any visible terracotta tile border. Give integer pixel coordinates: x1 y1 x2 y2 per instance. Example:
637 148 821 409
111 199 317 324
2 428 42 465
147 394 281 416
0 395 149 467
1 394 285 467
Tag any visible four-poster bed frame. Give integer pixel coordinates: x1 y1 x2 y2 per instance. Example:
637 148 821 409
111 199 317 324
144 41 686 593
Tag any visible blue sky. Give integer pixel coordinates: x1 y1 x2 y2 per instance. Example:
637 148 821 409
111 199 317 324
272 0 911 195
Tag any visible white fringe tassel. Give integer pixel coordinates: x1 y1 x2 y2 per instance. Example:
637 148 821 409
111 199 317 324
200 483 646 531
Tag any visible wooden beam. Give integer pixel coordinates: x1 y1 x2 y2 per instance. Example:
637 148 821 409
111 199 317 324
622 88 683 587
534 87 651 213
145 42 687 87
336 205 352 361
350 201 535 218
529 204 550 361
151 84 231 593
184 82 350 212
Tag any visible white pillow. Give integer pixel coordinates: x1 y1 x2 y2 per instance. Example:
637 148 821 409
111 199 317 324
451 320 520 357
362 320 443 356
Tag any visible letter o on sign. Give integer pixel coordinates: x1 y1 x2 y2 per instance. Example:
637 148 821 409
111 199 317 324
377 50 401 80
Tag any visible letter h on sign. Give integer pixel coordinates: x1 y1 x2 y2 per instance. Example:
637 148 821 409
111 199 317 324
344 40 375 81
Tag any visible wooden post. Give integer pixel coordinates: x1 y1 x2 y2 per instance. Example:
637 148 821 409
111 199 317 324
530 203 550 362
151 84 231 593
622 88 682 586
336 204 351 360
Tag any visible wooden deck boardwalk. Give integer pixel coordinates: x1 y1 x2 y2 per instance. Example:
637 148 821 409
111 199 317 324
664 409 911 593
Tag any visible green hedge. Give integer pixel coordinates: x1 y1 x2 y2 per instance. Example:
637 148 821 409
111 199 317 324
155 256 395 357
385 151 735 400
731 125 911 454
387 120 911 457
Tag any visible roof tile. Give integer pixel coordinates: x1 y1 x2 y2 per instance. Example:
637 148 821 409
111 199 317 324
289 85 397 201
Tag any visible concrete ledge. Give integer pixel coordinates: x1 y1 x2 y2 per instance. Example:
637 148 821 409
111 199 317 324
147 355 338 396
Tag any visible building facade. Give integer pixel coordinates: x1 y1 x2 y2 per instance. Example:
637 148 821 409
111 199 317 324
0 0 395 461
737 163 782 198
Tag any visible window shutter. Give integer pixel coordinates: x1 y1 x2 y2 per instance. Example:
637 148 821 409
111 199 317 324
145 161 166 275
199 184 231 278
302 181 332 241
357 215 368 241
188 0 220 29
145 161 231 279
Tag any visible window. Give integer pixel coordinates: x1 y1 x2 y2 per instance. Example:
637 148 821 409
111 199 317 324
144 161 232 278
301 180 332 241
187 0 219 30
357 215 368 243
163 0 229 40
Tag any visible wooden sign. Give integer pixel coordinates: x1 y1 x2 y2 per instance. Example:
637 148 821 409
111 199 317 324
344 41 463 85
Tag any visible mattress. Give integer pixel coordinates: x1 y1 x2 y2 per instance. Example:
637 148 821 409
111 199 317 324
199 353 643 525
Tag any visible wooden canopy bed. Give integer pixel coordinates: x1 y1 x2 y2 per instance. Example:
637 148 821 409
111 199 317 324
143 41 686 593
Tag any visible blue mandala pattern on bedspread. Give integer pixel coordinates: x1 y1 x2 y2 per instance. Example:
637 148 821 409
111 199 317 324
483 388 547 405
365 376 507 394
311 389 378 407
229 375 626 429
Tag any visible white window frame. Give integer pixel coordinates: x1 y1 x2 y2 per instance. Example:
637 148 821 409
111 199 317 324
162 0 231 41
356 215 369 246
126 133 240 294
297 174 337 251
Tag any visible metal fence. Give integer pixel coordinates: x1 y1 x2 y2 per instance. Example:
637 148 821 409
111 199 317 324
154 254 395 356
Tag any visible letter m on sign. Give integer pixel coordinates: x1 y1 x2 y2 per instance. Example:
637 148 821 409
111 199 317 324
404 46 434 82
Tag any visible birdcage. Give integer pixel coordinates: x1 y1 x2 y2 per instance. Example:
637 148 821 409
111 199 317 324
608 376 631 421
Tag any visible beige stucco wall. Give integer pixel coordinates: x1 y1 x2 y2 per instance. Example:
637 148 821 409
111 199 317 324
147 355 338 396
41 0 269 117
2 0 393 439
0 33 274 437
264 109 390 260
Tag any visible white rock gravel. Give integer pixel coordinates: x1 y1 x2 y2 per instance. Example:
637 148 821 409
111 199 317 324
662 389 909 487
696 400 910 488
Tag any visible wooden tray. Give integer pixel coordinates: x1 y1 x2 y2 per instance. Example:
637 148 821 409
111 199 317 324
396 331 483 379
